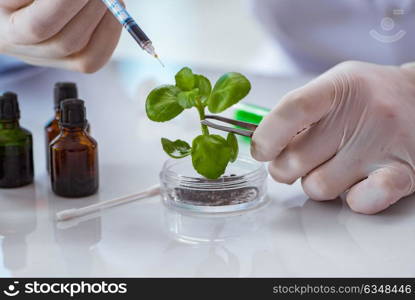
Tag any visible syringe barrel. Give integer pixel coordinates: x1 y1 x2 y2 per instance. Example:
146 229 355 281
125 20 151 48
102 0 150 48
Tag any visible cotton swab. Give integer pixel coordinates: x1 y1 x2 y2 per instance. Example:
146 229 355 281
56 184 161 222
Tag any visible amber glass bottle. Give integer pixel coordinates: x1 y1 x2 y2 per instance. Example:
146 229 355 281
45 82 78 172
50 99 99 197
0 92 34 188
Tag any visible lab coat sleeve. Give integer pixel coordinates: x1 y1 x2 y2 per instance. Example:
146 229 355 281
252 0 415 73
0 55 32 76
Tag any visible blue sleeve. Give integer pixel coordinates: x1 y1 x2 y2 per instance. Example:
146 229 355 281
0 55 34 76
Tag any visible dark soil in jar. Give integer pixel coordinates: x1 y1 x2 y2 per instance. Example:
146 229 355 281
171 175 259 206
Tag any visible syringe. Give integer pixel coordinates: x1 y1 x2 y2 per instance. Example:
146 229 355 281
101 0 164 67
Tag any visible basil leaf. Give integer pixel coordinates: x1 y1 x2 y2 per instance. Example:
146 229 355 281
146 85 183 122
161 138 191 159
194 75 212 105
177 88 199 109
208 72 251 113
191 134 231 179
175 67 195 91
227 133 238 163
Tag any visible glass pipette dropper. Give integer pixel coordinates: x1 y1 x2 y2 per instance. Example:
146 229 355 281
101 0 164 67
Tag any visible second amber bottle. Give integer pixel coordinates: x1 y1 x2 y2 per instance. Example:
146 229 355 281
50 99 99 198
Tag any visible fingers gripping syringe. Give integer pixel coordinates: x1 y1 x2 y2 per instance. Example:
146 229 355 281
101 0 164 67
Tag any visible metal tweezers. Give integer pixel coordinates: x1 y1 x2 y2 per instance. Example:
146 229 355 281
201 115 258 137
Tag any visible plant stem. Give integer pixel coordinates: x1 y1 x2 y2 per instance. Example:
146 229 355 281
195 98 209 135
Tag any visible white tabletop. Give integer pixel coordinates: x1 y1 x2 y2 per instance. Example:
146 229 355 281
0 61 414 278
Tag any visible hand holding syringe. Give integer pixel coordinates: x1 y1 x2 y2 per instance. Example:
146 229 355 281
0 0 123 72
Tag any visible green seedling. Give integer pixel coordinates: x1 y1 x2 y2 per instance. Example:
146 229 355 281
146 67 251 179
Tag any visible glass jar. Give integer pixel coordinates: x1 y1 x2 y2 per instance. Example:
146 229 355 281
160 156 268 214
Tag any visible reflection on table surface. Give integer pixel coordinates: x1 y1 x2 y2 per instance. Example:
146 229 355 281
0 60 414 277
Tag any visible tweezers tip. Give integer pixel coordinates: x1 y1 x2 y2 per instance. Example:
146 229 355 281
201 119 254 138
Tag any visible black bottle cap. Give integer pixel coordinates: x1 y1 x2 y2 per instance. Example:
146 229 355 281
60 99 87 128
0 92 20 121
54 82 78 110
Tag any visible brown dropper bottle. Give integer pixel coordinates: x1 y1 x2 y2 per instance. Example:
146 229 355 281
50 99 99 198
45 82 78 172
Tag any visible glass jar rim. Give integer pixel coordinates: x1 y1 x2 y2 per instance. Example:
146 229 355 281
160 155 267 190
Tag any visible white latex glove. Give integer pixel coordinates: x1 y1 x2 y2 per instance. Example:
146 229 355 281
251 61 415 214
0 0 122 73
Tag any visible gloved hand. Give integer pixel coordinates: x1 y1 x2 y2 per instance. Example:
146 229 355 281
0 0 122 73
251 61 415 214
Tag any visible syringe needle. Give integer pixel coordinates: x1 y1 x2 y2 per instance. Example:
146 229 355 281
154 55 165 68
